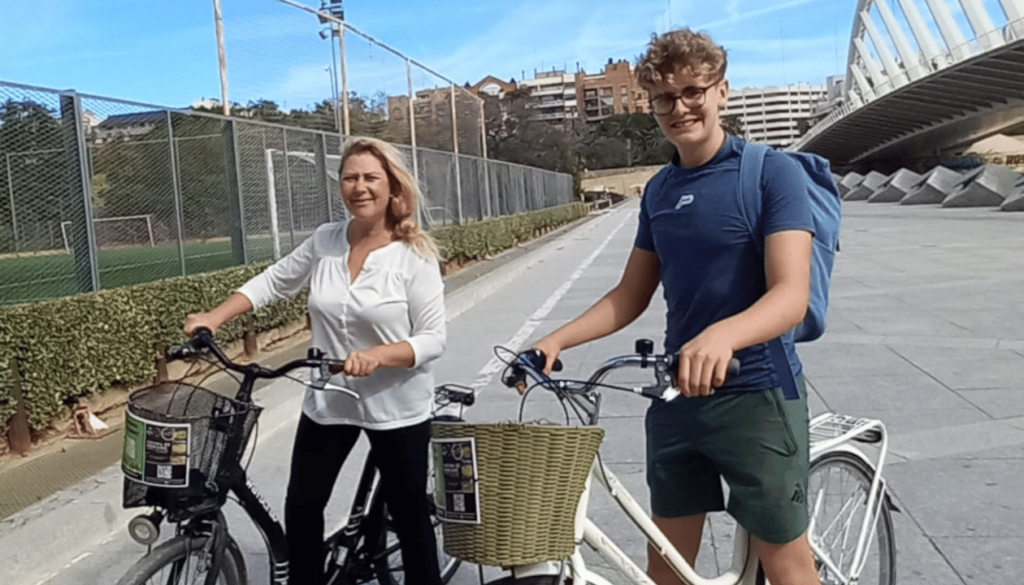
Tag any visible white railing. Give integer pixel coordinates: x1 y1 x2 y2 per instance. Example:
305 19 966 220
790 14 1024 152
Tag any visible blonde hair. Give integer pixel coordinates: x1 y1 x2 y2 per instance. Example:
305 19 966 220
636 28 728 90
339 136 439 258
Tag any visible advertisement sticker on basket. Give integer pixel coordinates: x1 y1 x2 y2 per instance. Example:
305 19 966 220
431 437 481 524
122 411 191 487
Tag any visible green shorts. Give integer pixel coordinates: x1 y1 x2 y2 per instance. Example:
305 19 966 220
645 377 810 545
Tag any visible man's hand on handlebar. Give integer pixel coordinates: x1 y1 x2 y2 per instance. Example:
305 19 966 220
677 327 736 398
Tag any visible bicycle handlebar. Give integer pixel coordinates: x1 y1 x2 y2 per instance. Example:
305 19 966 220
500 340 741 402
169 327 346 402
170 329 476 409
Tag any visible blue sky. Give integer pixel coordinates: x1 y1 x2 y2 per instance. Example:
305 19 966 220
0 0 1008 112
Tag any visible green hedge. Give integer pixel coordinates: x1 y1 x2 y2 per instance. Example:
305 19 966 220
0 202 589 441
0 263 306 435
432 202 589 262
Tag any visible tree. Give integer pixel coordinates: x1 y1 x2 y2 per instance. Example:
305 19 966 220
482 89 582 173
575 113 671 170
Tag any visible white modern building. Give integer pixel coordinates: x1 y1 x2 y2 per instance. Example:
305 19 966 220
724 83 828 148
517 70 578 122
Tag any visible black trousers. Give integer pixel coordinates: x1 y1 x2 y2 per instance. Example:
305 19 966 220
284 414 441 585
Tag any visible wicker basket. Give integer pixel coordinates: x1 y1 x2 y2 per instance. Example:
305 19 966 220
431 421 604 567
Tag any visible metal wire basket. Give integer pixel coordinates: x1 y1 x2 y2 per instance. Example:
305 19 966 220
431 421 604 567
121 382 261 519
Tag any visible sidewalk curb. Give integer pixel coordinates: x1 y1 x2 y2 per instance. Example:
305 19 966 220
0 208 616 585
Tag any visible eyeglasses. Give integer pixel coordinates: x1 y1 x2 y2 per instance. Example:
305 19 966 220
650 79 722 115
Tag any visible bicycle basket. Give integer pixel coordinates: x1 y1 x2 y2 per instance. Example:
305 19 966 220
121 382 261 518
431 421 604 567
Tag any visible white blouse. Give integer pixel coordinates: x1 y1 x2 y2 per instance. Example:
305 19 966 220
237 221 446 430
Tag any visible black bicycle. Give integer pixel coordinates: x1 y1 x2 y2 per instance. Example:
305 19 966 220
116 328 473 585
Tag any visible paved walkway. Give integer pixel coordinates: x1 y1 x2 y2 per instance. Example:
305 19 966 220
2 200 1022 584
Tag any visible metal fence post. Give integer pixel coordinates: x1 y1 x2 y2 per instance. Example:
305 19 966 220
316 132 333 222
59 92 99 292
166 111 187 276
4 154 19 253
282 130 296 251
449 84 463 224
263 131 282 260
223 118 248 265
406 59 426 228
479 99 492 219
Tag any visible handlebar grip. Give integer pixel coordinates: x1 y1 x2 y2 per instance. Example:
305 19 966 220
167 327 217 361
728 358 741 377
522 348 562 372
191 327 214 345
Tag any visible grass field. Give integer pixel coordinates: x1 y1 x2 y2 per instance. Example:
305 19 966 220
0 239 277 305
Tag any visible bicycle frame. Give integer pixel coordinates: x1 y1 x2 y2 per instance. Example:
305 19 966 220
499 349 892 585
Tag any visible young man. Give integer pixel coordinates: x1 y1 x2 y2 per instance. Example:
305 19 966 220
533 29 821 585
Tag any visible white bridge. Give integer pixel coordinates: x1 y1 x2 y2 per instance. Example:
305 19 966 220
792 0 1024 166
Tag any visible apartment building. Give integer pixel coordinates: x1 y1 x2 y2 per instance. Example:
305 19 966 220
387 88 485 156
723 83 827 148
575 59 650 122
516 70 578 122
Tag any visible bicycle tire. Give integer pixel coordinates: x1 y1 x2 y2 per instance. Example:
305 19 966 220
115 535 246 585
806 450 896 585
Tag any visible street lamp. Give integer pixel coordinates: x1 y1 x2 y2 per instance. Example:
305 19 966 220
320 25 342 133
318 1 348 136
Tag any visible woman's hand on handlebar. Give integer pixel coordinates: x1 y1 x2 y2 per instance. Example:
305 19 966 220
531 338 563 376
678 327 736 398
343 349 381 377
183 312 223 337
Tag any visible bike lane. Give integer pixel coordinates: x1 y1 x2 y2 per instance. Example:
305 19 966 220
16 198 1017 584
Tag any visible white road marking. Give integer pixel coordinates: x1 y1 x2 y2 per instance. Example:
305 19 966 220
469 210 635 392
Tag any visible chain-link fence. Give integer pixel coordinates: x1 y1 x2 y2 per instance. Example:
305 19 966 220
0 80 573 306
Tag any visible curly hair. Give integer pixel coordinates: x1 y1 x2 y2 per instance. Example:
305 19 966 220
339 136 439 258
636 28 728 89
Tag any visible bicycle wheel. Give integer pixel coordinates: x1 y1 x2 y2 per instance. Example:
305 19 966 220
808 451 896 585
116 535 246 585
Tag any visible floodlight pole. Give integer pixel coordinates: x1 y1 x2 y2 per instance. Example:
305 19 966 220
212 0 230 115
338 23 350 136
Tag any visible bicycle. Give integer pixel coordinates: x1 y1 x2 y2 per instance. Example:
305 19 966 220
116 328 475 585
446 339 895 585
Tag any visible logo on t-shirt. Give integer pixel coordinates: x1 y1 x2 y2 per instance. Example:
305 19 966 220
674 194 695 209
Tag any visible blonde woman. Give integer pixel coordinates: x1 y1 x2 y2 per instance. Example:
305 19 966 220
184 137 446 585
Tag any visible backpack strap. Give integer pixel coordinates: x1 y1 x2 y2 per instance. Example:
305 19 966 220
737 143 769 253
737 143 800 401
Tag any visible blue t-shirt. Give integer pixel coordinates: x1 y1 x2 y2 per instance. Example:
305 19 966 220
635 135 814 392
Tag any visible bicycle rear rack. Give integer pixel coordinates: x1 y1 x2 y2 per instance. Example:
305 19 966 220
810 413 884 450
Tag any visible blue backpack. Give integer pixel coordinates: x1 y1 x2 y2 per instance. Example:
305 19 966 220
738 143 842 399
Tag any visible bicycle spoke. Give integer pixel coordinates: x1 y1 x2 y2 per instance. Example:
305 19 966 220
809 452 895 585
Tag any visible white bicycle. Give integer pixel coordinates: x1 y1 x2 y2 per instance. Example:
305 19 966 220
473 339 896 585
